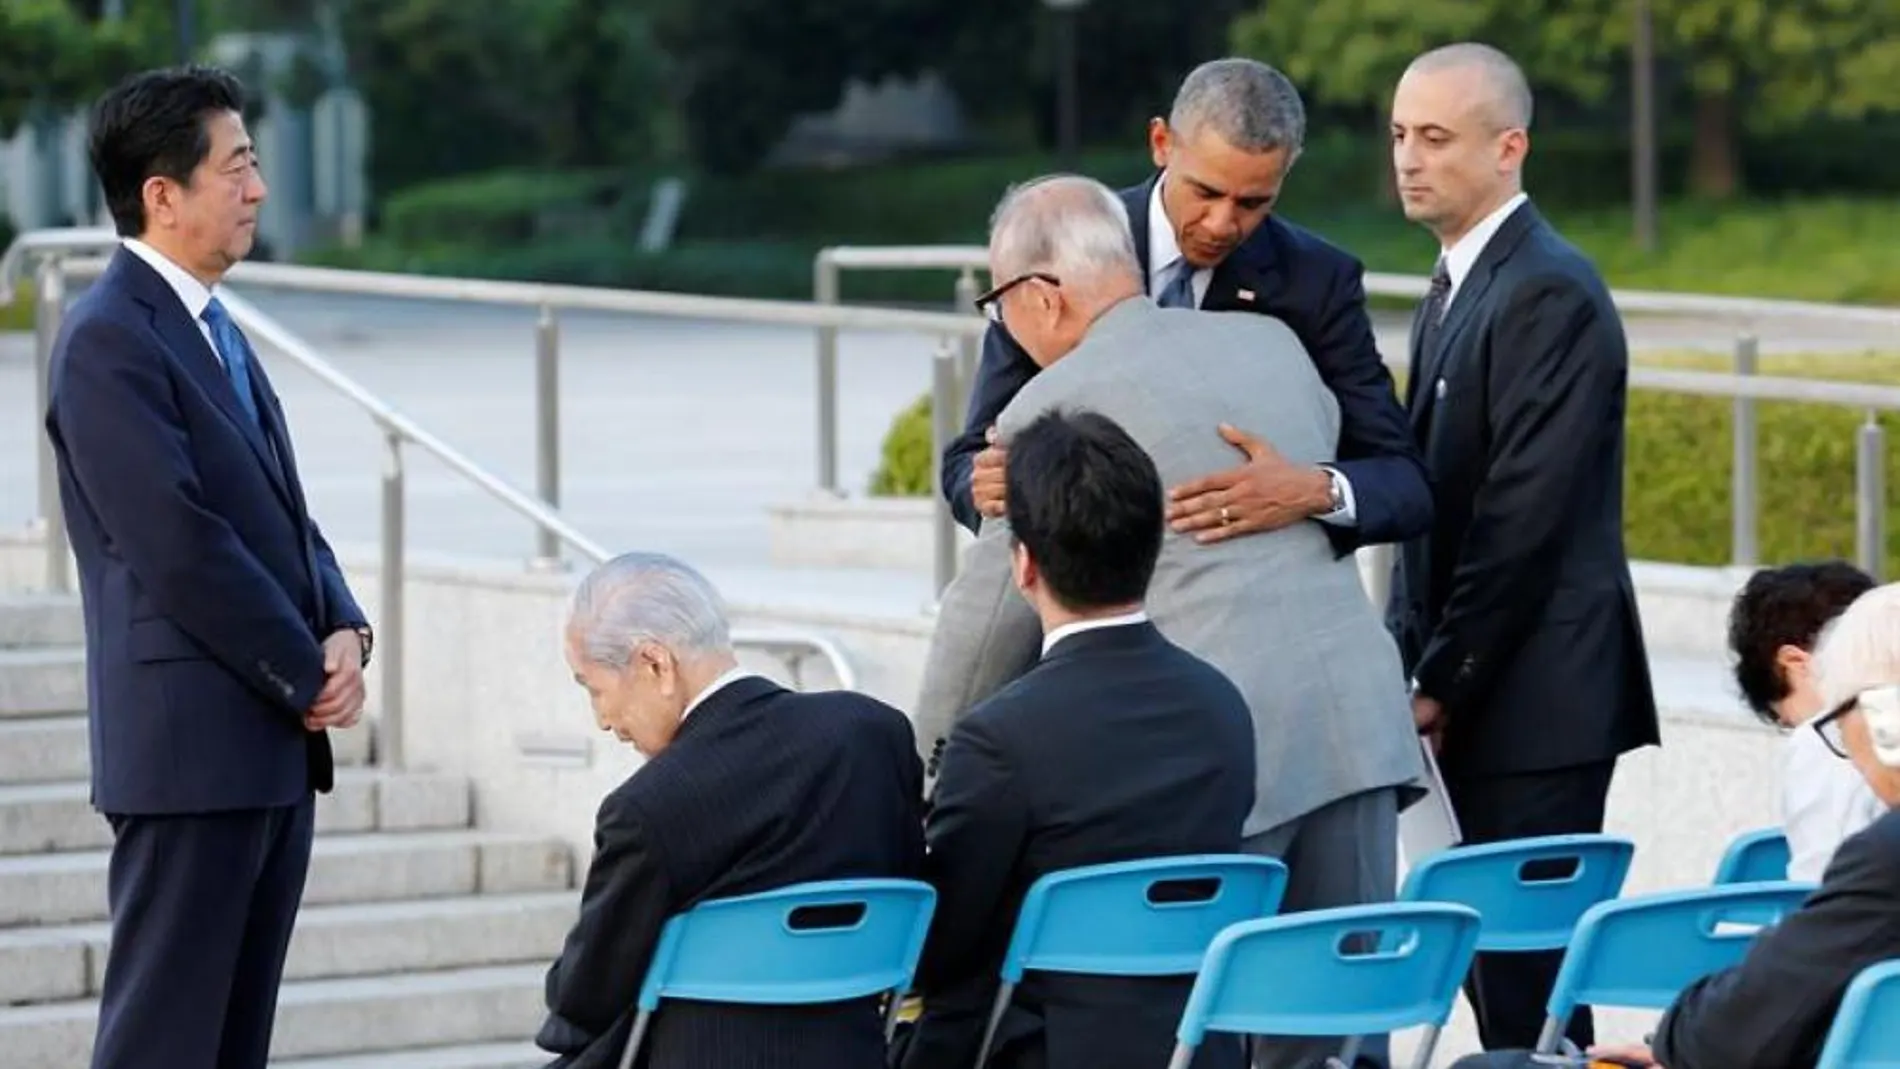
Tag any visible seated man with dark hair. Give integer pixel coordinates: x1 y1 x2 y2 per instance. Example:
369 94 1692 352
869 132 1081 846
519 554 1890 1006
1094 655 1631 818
899 409 1255 1069
1727 560 1882 880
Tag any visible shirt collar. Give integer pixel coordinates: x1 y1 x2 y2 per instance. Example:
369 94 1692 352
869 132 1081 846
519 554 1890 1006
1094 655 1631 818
122 238 216 321
1041 610 1150 657
681 665 756 723
1147 176 1187 286
1439 191 1528 296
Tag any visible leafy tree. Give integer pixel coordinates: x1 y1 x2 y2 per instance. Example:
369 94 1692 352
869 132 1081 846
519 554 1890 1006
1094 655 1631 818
0 0 162 137
1230 0 1900 200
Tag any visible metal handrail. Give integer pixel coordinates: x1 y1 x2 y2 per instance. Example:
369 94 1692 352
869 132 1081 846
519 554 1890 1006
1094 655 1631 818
8 229 1051 768
814 243 1900 591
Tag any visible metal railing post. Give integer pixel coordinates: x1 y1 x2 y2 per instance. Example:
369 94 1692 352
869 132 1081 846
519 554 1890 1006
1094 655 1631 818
953 268 980 422
379 428 406 769
532 303 564 569
33 259 70 592
1732 333 1759 567
1858 411 1885 582
1360 543 1394 613
930 341 959 596
814 253 841 495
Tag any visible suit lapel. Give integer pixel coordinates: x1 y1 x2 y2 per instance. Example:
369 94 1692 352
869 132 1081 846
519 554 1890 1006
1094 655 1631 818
118 252 295 509
1410 202 1541 431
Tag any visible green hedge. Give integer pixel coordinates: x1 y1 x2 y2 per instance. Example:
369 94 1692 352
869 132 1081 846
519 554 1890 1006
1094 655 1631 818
379 168 638 248
871 351 1900 574
0 280 32 332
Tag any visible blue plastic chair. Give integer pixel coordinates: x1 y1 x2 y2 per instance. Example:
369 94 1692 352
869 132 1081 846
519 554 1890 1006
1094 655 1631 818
975 855 1288 1068
1399 833 1635 952
1816 959 1900 1068
1167 902 1483 1069
1535 881 1815 1054
617 879 936 1069
1713 827 1791 884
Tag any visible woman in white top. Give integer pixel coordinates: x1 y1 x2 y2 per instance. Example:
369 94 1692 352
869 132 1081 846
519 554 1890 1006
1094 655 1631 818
1728 562 1886 881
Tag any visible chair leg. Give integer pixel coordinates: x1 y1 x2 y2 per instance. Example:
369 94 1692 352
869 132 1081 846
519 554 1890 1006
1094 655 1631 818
884 989 905 1042
616 1009 652 1069
1533 1014 1565 1056
1408 1024 1441 1069
973 981 1015 1068
1166 1042 1198 1069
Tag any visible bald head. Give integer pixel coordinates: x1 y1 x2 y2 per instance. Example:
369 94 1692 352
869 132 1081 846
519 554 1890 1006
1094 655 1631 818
1405 42 1533 132
988 174 1140 288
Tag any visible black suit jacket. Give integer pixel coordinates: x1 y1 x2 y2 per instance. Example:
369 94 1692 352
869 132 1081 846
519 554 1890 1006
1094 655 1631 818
900 623 1254 1069
1389 201 1659 778
536 677 927 1069
44 248 365 814
1652 807 1900 1069
940 175 1431 555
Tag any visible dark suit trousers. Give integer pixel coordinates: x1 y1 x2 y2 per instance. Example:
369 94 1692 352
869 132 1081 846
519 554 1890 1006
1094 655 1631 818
1443 762 1617 1053
91 797 316 1069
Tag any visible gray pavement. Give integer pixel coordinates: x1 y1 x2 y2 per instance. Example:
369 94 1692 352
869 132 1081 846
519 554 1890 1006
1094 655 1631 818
2 289 1895 573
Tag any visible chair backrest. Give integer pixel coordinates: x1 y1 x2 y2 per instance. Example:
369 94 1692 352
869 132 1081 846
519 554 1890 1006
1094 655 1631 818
636 879 936 1011
999 855 1288 983
1544 882 1814 1027
1398 833 1635 952
1816 959 1900 1069
1174 902 1483 1047
1713 828 1791 884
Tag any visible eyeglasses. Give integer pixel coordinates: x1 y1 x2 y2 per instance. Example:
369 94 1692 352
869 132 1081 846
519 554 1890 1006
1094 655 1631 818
1813 696 1856 760
973 271 1060 323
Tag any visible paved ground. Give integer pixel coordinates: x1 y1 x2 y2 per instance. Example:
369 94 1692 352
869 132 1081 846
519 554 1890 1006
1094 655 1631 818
2 289 1894 570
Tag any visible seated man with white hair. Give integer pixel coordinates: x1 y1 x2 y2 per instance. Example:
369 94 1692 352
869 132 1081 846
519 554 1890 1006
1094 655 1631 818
533 552 926 1069
1453 580 1900 1069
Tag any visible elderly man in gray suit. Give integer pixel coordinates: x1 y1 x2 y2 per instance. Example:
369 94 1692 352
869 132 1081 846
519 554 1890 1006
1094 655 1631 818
916 175 1422 1068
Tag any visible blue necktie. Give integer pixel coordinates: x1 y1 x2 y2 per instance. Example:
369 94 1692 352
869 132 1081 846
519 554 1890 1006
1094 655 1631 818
201 297 260 426
1157 259 1197 309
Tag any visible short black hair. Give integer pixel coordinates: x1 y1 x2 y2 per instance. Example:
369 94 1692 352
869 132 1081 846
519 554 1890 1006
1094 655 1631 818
88 65 247 238
1004 409 1163 611
1728 560 1875 724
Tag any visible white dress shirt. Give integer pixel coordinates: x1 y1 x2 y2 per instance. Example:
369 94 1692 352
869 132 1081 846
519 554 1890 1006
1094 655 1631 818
122 238 222 363
1437 192 1529 308
680 665 756 724
1782 724 1888 882
1145 175 1357 526
1041 610 1149 657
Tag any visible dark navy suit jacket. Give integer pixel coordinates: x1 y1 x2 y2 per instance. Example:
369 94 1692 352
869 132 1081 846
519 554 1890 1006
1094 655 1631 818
536 677 926 1069
44 247 365 815
941 175 1431 555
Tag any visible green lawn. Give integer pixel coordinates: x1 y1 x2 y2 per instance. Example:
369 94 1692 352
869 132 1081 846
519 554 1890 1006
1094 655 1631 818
0 282 31 331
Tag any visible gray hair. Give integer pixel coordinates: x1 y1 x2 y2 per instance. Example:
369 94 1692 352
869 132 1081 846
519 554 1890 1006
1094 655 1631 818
1407 42 1534 130
567 552 732 668
1168 58 1306 157
989 174 1139 285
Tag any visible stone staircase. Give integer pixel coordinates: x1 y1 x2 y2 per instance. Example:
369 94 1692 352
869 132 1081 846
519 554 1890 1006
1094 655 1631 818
0 595 574 1068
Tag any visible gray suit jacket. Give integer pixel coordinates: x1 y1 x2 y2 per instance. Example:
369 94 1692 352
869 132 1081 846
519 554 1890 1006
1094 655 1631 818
914 297 1421 835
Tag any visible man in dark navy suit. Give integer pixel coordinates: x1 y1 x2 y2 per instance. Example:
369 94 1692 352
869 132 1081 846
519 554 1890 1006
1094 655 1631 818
902 411 1254 1069
44 66 371 1069
536 552 924 1069
942 58 1429 558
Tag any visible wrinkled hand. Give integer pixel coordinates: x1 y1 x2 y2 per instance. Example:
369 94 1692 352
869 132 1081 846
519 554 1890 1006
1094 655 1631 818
971 426 1007 520
305 630 365 732
1166 424 1333 544
1412 693 1445 754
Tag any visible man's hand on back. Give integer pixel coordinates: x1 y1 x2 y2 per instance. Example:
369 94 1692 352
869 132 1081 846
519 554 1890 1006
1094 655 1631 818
1167 424 1334 543
971 426 1008 520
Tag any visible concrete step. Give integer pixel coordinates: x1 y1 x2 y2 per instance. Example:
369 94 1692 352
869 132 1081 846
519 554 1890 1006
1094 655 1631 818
273 1042 545 1069
0 713 372 786
0 890 576 1004
0 963 547 1066
0 768 472 855
0 596 83 649
0 828 573 927
0 647 84 719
